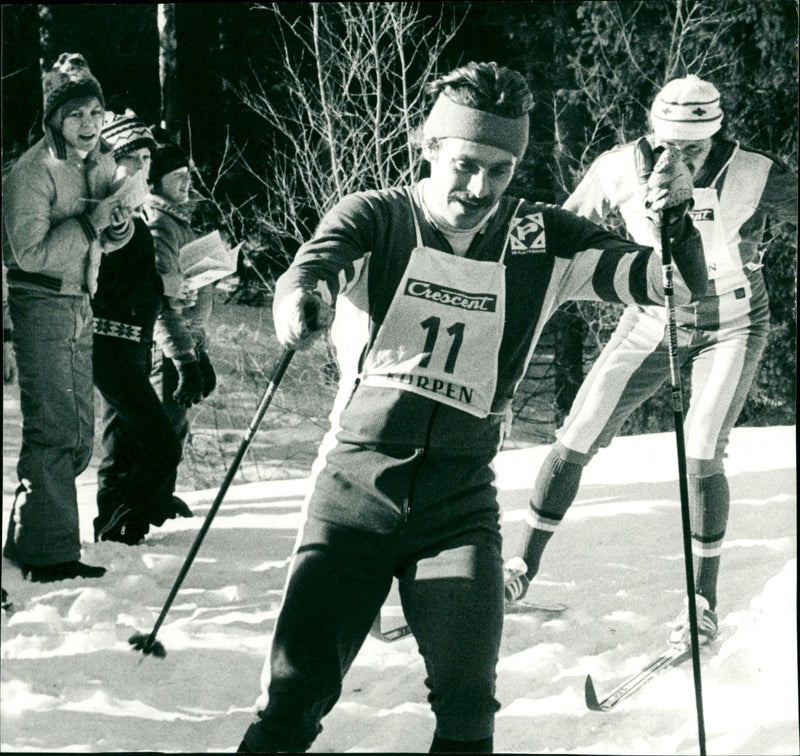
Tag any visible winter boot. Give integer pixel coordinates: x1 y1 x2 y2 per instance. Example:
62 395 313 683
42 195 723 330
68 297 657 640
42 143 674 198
23 561 106 582
95 503 148 545
169 495 194 518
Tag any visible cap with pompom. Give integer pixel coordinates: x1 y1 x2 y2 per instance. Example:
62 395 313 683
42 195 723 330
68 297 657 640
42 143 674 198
650 75 723 140
42 53 104 126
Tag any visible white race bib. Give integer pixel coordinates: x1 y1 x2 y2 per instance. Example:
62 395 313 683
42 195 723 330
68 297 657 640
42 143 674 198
360 196 522 418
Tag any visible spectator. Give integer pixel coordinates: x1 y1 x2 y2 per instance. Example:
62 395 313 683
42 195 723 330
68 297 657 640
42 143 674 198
91 110 188 546
145 130 216 516
2 53 133 582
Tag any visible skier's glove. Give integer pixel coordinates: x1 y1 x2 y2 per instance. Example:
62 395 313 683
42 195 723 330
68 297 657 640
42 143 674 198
172 359 204 407
196 348 217 398
273 288 333 351
643 145 693 221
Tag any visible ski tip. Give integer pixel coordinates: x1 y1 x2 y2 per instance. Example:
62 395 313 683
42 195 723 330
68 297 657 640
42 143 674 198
584 674 604 712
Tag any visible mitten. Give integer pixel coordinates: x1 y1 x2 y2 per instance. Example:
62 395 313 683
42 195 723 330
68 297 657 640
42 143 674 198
172 359 204 407
197 348 217 398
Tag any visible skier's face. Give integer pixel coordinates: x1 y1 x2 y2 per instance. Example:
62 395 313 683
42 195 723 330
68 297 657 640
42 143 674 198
424 137 516 229
656 137 712 179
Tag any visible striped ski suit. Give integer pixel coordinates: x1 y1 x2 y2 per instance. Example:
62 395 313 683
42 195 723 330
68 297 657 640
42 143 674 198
547 136 796 569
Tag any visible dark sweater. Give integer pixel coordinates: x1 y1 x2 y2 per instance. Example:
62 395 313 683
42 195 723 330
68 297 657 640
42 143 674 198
92 216 163 340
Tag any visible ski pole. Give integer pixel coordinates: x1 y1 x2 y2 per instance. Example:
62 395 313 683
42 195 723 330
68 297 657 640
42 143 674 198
129 348 295 659
660 206 707 756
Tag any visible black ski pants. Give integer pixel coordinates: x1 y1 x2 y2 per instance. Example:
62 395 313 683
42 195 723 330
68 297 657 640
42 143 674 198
149 352 192 508
93 336 182 528
241 443 504 753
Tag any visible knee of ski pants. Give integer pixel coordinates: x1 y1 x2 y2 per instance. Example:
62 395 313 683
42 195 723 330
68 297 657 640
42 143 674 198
407 542 503 742
13 303 94 467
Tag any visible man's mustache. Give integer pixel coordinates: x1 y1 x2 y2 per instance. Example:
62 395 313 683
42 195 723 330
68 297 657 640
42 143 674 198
450 193 493 208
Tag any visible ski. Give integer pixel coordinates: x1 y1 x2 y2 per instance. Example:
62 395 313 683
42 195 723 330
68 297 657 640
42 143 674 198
369 616 413 643
371 601 567 643
584 643 692 712
504 599 567 615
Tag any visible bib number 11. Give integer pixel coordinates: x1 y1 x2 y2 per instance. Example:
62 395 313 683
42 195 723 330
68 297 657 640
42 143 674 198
418 316 464 374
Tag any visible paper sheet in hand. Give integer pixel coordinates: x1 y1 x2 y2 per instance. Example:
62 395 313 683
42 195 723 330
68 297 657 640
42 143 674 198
179 230 240 289
107 171 149 209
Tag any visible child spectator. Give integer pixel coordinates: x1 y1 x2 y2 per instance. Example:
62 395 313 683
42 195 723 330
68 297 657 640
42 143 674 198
145 130 216 515
91 110 190 546
2 53 133 582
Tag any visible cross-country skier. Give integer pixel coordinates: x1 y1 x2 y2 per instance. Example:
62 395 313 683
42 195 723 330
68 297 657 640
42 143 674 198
504 76 797 648
238 61 706 754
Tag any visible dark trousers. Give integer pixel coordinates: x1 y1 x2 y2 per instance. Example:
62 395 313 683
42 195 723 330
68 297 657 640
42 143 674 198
149 352 191 505
93 336 181 527
242 444 504 752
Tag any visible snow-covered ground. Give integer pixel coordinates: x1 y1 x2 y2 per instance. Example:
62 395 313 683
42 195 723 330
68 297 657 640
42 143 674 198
2 386 797 754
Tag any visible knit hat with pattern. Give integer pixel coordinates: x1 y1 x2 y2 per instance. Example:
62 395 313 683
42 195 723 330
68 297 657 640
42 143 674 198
101 110 156 160
42 53 104 126
650 75 723 140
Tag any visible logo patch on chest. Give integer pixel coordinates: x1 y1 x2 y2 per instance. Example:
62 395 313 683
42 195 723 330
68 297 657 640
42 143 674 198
404 279 497 312
509 212 546 254
688 208 714 222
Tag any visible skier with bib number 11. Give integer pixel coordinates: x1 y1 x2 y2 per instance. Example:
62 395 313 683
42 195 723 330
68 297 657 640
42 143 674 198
238 61 707 754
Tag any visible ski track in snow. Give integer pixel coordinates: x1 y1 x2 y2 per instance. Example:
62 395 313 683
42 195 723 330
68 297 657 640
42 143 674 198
2 388 797 753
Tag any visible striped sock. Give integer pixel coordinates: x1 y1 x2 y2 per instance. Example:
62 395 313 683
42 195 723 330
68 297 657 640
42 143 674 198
689 472 730 611
520 449 583 578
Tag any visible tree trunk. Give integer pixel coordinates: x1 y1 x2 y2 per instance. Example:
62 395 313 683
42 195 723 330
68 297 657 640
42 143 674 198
157 3 180 142
37 4 53 75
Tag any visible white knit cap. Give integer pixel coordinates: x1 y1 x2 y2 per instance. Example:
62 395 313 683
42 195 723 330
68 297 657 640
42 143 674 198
650 75 723 140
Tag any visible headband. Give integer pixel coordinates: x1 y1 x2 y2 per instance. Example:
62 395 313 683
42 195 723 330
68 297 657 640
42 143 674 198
423 94 529 159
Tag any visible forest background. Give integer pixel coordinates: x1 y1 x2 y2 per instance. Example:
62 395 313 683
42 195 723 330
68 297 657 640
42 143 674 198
2 1 797 487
